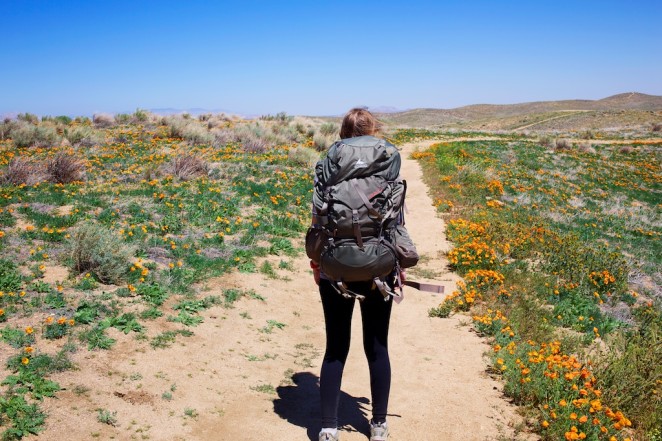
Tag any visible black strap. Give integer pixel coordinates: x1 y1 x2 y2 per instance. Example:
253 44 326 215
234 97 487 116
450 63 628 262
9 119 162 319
351 209 363 249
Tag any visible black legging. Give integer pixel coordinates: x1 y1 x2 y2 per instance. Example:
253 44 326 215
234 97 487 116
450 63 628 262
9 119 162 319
319 279 393 428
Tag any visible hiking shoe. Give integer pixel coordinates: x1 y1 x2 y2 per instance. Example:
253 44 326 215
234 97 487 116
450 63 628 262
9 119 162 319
370 420 388 441
318 429 339 441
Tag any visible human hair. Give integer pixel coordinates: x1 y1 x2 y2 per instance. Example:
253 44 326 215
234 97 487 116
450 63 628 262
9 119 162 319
339 108 383 139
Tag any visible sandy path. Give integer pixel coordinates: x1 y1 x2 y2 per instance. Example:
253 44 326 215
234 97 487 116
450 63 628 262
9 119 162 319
30 140 528 441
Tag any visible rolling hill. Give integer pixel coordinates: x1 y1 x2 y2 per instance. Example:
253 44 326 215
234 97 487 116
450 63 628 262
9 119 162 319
376 92 662 131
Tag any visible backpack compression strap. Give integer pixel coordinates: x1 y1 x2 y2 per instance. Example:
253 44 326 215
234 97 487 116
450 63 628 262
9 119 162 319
401 280 445 294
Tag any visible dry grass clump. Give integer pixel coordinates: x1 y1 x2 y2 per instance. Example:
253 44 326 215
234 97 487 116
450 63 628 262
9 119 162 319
163 153 209 181
162 116 214 145
210 128 238 147
577 142 596 154
319 122 338 136
652 122 662 132
206 113 237 129
46 152 85 183
65 126 104 147
554 138 572 150
580 129 595 139
288 146 320 167
538 135 553 148
313 132 335 151
0 157 44 186
93 113 115 128
241 134 269 153
66 222 135 284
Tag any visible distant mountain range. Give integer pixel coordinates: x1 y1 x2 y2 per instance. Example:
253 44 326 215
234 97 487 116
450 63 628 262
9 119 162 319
374 92 662 130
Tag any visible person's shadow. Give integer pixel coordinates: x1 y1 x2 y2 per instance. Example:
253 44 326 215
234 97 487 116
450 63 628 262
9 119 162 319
273 372 371 440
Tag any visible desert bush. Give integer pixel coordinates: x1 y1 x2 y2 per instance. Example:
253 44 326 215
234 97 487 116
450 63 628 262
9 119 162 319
211 128 238 146
313 133 335 152
114 113 131 124
319 122 338 136
65 126 103 147
288 146 319 167
554 138 572 150
163 117 213 145
17 112 39 124
242 134 269 153
293 122 307 134
260 112 292 124
10 122 60 147
46 152 85 183
577 142 595 154
1 157 44 186
181 124 213 145
270 123 301 144
74 116 91 125
133 108 149 122
163 153 209 181
0 119 17 140
93 113 115 128
651 122 662 132
53 115 72 125
580 129 595 139
592 311 662 436
66 222 135 284
538 135 553 148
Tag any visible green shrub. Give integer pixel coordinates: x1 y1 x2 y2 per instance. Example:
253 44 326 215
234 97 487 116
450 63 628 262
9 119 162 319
0 259 23 292
17 113 39 124
287 146 319 167
593 305 662 436
66 222 135 284
319 122 338 136
53 115 72 125
10 123 60 148
312 133 334 152
64 126 103 147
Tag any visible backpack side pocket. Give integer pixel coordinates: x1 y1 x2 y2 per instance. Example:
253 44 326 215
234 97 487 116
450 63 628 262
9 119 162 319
305 226 327 262
392 225 419 269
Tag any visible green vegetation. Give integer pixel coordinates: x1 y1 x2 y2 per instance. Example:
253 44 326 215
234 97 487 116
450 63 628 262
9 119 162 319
0 113 318 438
412 131 661 441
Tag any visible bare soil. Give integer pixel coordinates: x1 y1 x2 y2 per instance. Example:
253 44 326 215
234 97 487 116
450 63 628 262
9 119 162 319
26 141 532 440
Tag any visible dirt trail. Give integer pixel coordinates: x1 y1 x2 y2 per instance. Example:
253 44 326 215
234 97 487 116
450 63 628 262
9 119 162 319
31 141 528 441
512 110 590 131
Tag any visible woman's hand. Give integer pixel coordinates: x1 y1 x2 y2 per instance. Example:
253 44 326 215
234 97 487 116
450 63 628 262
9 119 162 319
310 260 321 286
399 269 406 284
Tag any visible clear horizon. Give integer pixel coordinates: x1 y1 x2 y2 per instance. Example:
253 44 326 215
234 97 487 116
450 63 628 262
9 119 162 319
3 0 661 117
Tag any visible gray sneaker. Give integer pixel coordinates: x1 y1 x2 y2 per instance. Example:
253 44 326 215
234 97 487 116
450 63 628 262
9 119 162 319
319 430 339 441
370 420 388 441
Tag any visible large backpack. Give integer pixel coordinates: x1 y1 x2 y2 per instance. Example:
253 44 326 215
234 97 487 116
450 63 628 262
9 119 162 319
306 135 412 300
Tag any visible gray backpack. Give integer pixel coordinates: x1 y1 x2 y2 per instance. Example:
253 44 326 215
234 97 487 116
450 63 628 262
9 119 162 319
306 136 417 300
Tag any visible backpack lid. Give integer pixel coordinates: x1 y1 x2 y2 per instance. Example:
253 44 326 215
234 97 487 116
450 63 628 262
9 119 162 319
319 136 400 185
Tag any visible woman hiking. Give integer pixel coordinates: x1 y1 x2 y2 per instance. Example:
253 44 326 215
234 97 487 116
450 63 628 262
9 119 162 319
310 108 407 441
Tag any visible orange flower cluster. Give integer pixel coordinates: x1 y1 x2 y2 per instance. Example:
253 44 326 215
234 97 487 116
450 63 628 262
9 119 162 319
487 179 504 195
448 240 497 268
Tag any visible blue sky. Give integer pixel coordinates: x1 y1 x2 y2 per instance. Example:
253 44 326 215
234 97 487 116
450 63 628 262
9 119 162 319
2 0 661 116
